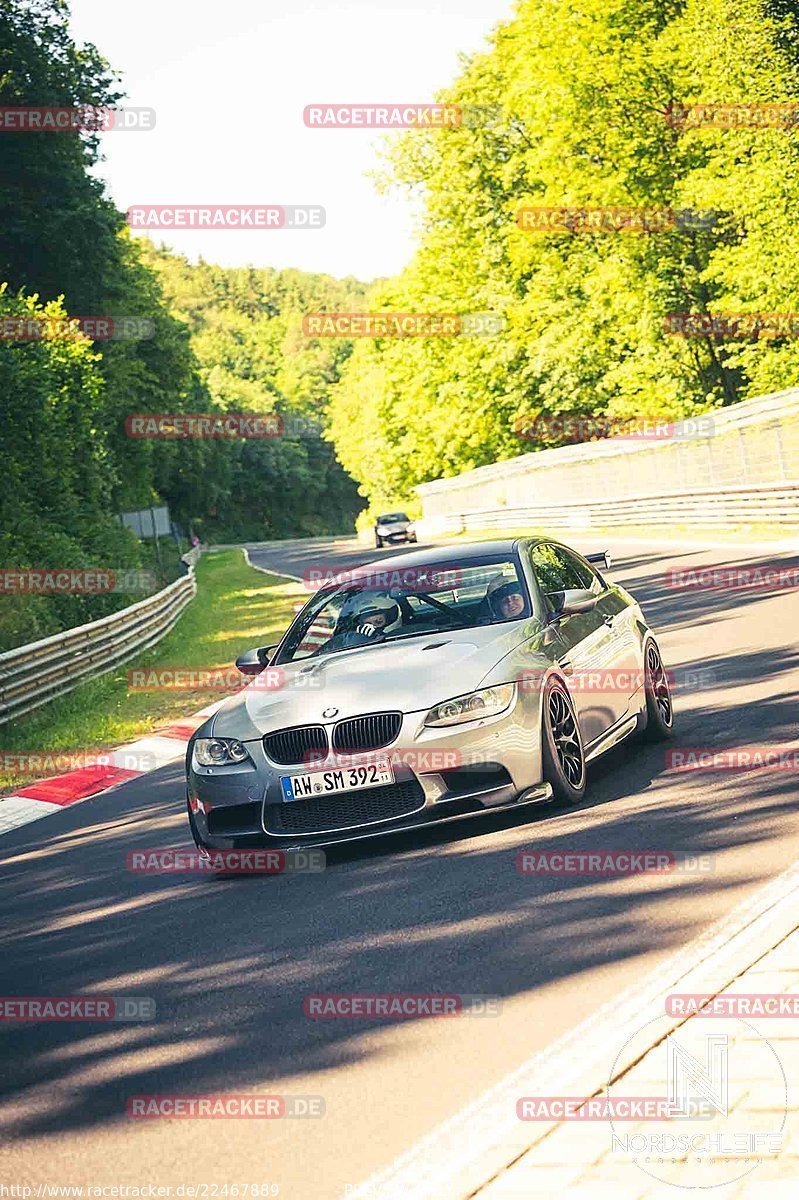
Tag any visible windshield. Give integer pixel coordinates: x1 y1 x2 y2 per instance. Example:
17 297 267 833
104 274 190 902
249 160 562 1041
277 558 530 663
377 512 409 523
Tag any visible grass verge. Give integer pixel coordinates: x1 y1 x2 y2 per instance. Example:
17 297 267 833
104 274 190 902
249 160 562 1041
0 550 306 796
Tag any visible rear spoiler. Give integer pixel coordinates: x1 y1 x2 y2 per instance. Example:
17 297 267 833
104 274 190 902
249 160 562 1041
586 550 612 570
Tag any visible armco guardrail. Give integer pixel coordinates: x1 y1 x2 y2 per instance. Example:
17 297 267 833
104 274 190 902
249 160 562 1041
415 388 799 535
0 549 200 725
417 482 799 537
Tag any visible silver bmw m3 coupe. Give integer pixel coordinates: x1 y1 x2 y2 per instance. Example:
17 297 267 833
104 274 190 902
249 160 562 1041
186 538 674 852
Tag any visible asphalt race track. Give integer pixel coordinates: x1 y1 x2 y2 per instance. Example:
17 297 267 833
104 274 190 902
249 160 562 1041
1 535 798 1197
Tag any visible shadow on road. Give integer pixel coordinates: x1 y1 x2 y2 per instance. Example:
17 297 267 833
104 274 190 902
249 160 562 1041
0 542 797 1141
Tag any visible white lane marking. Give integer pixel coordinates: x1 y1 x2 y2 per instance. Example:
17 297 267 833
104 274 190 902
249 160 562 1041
117 735 191 770
241 546 303 582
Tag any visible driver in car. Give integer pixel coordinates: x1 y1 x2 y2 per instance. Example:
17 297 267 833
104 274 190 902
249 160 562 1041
332 593 402 648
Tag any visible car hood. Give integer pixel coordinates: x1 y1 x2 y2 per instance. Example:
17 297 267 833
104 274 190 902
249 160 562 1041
210 621 537 739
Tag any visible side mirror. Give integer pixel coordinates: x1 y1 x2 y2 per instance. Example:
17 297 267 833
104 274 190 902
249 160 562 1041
548 588 598 619
586 550 612 570
235 645 277 675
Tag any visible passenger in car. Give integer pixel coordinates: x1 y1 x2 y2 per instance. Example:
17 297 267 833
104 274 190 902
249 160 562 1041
490 582 526 620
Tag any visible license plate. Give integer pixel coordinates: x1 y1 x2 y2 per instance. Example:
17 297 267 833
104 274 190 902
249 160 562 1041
280 758 394 802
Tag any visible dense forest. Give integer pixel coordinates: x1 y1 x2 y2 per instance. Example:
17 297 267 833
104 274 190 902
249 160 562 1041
328 0 799 512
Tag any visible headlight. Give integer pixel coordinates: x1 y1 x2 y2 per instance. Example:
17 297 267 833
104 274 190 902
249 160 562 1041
193 738 250 767
424 684 515 728
376 526 390 535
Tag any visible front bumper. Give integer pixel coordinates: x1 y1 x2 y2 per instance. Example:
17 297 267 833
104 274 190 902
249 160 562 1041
377 530 413 544
187 692 545 851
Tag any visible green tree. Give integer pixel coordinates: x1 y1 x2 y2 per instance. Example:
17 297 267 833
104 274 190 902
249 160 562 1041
330 0 799 510
0 0 123 310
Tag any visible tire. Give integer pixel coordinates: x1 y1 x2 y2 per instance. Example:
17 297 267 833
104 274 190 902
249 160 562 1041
408 534 417 543
375 536 383 548
541 678 586 804
642 637 675 740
